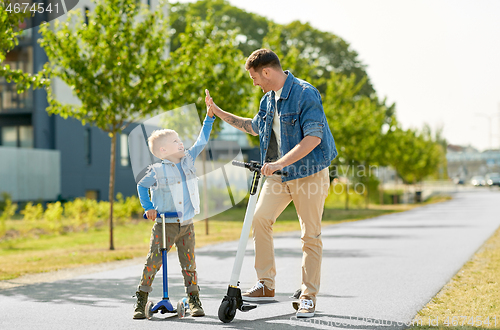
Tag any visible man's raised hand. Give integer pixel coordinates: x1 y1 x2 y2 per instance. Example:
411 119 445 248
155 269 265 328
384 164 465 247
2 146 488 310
205 89 218 118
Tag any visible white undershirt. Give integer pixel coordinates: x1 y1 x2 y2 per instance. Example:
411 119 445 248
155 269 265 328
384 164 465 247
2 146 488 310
272 87 283 158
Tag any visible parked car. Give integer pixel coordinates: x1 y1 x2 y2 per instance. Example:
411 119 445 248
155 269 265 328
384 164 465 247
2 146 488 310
471 175 486 186
453 177 465 185
485 173 500 186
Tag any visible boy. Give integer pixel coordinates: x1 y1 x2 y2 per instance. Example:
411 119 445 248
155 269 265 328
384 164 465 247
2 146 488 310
133 101 215 319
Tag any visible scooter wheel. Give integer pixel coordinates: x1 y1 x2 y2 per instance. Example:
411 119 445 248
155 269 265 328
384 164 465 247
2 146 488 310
182 297 189 311
218 300 236 323
177 299 186 318
145 301 154 320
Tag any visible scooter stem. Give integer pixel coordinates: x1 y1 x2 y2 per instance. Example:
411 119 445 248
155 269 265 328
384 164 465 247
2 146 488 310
229 171 263 287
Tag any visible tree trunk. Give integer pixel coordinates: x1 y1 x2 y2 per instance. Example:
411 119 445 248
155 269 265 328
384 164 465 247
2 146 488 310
108 133 116 250
365 181 369 209
379 177 384 205
202 149 209 235
345 178 349 210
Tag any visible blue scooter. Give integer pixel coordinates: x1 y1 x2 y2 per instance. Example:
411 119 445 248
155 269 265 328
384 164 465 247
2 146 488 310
142 211 189 319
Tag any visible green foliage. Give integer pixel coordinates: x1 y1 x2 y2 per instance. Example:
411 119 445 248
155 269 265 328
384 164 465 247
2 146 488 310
167 12 252 132
0 192 13 210
114 193 142 224
21 203 44 221
0 195 143 241
44 202 64 233
169 0 374 96
387 126 443 184
63 199 86 228
325 182 366 209
38 0 173 130
0 3 49 92
0 195 18 237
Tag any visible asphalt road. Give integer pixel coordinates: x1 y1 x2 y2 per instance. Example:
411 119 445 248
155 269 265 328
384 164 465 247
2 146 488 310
1 190 499 330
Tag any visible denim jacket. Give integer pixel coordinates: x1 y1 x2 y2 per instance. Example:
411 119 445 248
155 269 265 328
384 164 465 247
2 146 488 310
251 71 337 182
137 115 214 225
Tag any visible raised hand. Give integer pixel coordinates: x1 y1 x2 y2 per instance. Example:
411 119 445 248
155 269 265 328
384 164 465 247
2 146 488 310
205 89 217 118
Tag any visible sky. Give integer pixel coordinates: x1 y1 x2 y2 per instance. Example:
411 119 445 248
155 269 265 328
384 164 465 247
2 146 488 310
177 0 500 151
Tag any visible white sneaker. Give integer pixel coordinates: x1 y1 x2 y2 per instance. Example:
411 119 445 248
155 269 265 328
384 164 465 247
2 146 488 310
294 298 315 318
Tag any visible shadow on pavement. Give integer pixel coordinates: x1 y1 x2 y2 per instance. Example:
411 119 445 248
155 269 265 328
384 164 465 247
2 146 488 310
0 275 230 307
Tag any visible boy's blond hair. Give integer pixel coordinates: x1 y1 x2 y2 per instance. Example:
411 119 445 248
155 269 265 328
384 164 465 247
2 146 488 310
148 129 177 158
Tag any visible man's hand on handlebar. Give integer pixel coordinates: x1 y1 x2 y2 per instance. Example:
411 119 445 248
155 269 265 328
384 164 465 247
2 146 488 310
261 162 284 176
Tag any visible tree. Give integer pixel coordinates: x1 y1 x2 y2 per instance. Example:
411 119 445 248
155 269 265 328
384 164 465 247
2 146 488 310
322 72 390 209
37 0 251 248
163 12 253 234
1 3 48 91
388 126 444 201
168 0 374 97
38 0 175 250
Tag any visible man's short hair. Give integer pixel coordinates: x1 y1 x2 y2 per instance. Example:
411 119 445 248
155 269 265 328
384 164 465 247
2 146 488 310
148 129 176 158
245 49 282 71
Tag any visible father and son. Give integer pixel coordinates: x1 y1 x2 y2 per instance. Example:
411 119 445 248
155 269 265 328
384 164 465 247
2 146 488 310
133 48 337 319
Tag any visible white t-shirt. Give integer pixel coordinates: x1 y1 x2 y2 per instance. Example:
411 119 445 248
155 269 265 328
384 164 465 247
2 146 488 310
272 87 283 158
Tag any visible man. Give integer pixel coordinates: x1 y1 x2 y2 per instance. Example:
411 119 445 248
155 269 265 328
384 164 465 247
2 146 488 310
205 48 337 318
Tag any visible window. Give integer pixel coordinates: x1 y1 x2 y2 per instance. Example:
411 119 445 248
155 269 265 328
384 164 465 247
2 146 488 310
120 133 130 166
1 127 17 147
84 128 91 165
85 190 100 200
19 126 33 148
1 46 33 113
0 126 33 148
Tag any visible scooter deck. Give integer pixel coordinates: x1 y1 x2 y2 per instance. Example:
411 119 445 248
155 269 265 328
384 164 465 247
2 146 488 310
152 298 176 314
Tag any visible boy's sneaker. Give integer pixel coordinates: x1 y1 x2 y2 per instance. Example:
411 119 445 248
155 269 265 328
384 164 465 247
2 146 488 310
293 298 315 318
133 291 149 319
241 280 275 302
188 291 205 317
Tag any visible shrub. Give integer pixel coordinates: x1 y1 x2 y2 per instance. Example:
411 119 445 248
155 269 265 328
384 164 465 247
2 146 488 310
44 201 64 233
64 198 85 228
22 202 44 221
0 196 18 238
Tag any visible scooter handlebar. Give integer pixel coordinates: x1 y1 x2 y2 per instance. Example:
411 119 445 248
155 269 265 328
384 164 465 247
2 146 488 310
232 160 289 177
143 211 183 220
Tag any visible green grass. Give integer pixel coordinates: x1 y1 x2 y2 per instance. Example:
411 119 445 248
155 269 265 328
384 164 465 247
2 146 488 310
0 202 426 281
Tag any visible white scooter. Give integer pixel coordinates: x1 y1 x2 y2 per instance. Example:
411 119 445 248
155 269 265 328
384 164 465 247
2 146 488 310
218 160 288 323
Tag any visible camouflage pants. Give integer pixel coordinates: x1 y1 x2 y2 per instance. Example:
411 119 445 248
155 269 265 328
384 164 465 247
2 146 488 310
137 222 198 294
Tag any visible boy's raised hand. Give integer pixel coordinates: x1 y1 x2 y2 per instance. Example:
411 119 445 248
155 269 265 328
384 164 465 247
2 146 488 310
205 89 217 118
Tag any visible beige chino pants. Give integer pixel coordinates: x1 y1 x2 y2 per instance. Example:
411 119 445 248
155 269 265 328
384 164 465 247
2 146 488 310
252 167 330 302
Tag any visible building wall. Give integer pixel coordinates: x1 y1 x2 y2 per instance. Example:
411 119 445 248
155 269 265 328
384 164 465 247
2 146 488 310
0 147 60 201
447 150 500 180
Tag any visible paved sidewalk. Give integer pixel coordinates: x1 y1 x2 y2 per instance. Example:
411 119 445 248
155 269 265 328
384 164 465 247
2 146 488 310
1 190 499 330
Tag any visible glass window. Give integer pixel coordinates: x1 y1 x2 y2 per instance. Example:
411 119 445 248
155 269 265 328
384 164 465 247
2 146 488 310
19 125 33 148
1 127 17 147
0 46 33 113
85 190 100 200
121 133 130 166
0 125 34 148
